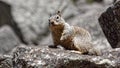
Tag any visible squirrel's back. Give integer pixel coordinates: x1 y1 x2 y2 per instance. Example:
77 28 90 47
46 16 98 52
73 26 92 42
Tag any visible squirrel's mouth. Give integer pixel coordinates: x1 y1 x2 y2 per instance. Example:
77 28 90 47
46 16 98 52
49 21 55 26
49 21 59 26
49 19 60 26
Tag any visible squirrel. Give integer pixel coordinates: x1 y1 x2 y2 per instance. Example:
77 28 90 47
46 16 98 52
48 11 102 55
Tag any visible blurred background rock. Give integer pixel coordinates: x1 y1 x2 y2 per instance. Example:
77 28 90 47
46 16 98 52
0 0 115 54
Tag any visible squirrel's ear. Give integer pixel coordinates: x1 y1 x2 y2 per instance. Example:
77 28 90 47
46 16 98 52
57 10 61 16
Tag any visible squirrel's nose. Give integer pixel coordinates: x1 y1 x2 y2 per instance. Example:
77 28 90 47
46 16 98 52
49 19 54 25
51 21 54 24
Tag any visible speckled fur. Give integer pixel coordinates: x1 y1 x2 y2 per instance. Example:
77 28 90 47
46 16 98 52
49 11 101 55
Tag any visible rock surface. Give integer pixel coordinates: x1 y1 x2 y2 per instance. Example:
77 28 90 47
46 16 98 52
0 26 20 54
11 45 119 68
0 1 27 44
0 54 12 68
99 0 120 48
0 45 119 68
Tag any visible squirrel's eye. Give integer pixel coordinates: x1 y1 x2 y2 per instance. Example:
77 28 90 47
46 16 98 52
56 16 59 19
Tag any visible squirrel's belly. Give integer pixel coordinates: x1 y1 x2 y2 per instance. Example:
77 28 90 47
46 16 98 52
50 26 77 50
60 37 77 50
52 32 77 50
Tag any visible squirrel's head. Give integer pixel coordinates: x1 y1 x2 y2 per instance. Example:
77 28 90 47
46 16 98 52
49 11 65 27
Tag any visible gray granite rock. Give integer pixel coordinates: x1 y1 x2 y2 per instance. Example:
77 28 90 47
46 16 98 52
0 1 27 44
0 26 20 54
11 45 120 68
99 0 120 48
0 54 12 68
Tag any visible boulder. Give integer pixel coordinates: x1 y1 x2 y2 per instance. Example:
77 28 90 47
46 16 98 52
0 26 20 54
99 0 120 48
0 1 27 44
11 45 120 68
0 54 12 68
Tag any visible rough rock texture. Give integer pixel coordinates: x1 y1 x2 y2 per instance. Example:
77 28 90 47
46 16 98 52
0 1 27 44
11 45 120 68
99 0 120 48
0 26 20 54
0 54 12 68
0 45 119 68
